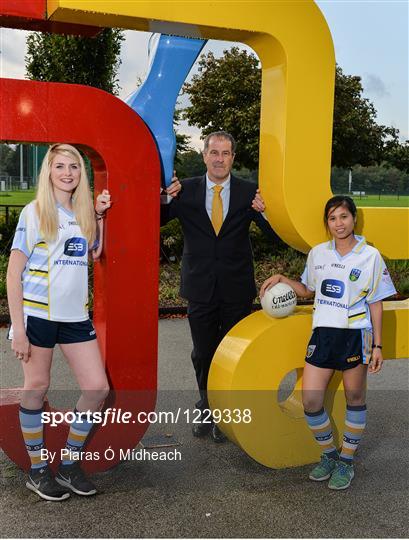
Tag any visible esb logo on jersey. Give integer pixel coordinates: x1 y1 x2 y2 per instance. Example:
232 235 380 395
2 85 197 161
321 279 345 298
64 237 86 257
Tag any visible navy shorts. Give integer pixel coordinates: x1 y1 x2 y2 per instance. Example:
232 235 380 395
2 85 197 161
9 316 97 348
305 327 373 371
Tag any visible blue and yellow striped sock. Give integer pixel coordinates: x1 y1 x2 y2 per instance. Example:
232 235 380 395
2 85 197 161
304 407 339 460
61 409 94 466
19 405 47 471
340 404 367 464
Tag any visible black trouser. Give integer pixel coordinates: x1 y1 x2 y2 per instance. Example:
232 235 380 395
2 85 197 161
187 295 253 411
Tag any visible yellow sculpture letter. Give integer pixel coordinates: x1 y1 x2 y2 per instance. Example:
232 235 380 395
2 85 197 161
46 0 408 468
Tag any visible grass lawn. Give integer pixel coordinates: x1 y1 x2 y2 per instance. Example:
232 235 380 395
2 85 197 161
352 194 409 207
0 190 36 206
0 190 36 218
1 190 408 207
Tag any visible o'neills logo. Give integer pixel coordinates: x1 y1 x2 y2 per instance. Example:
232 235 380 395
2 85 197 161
272 290 297 304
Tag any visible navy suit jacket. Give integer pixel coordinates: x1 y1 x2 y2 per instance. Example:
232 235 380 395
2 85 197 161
162 174 276 303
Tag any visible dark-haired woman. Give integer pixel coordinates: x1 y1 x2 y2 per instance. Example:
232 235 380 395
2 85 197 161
260 196 396 489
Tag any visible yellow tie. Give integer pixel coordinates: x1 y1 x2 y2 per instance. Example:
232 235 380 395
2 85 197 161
211 185 224 235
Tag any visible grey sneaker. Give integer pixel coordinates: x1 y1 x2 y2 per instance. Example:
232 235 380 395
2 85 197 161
328 460 355 490
56 462 97 496
309 454 338 481
26 466 70 501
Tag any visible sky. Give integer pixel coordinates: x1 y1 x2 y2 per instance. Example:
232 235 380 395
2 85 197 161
0 1 407 150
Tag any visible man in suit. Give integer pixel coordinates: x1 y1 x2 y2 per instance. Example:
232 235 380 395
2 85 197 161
162 131 276 442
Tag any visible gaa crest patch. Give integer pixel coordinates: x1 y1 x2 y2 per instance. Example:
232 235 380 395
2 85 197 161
349 268 361 282
382 267 393 285
306 345 316 358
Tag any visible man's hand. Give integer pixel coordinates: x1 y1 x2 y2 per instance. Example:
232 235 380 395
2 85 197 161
95 189 112 215
252 189 265 212
165 171 182 198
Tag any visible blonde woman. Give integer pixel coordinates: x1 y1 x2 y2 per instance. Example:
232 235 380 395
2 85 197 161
7 144 111 501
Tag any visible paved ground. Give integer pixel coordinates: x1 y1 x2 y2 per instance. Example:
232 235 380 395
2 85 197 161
1 320 408 538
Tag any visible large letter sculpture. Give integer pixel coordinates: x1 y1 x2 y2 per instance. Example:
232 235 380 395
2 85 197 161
1 0 407 470
126 34 206 187
0 76 160 472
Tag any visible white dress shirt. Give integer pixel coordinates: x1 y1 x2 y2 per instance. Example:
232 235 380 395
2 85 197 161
205 174 231 221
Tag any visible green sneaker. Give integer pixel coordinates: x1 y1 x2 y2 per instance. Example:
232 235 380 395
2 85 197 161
328 460 355 490
309 454 337 481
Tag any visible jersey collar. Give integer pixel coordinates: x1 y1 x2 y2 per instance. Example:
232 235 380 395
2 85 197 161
56 202 74 218
351 235 367 253
328 235 367 253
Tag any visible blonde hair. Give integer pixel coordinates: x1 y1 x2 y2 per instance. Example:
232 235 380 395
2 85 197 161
36 144 96 244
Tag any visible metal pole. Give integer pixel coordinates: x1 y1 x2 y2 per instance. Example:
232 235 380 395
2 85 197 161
348 167 352 194
20 144 24 187
34 145 38 188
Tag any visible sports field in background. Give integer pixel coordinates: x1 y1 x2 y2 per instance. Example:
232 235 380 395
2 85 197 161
351 194 409 207
0 190 36 206
0 190 36 219
0 190 408 210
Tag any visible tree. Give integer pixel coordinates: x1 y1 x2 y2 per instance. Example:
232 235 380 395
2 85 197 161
174 109 192 163
175 150 205 178
332 66 399 167
384 140 409 174
331 164 408 195
183 49 403 170
330 166 349 194
25 29 124 94
183 48 261 169
0 145 19 176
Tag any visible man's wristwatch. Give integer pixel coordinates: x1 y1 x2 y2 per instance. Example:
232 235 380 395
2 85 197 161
372 344 382 349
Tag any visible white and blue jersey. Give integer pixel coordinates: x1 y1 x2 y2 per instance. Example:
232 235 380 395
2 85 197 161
301 236 396 331
11 201 90 322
